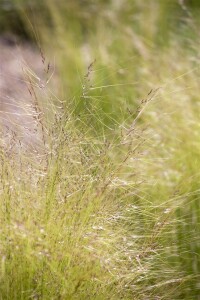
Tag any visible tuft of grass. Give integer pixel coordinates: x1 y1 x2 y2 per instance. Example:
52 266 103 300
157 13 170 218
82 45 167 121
1 0 200 299
0 60 156 299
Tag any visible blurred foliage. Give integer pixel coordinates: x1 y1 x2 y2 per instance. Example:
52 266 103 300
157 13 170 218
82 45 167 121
0 0 200 39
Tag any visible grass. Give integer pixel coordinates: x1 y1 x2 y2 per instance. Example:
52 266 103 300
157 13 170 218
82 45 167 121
1 0 200 299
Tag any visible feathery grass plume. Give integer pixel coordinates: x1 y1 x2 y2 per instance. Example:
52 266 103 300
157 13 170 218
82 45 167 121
1 0 200 299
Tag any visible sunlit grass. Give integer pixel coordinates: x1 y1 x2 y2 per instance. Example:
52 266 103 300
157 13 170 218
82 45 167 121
0 0 200 299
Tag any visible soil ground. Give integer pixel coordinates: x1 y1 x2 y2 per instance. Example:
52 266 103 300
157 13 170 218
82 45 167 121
0 34 48 147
